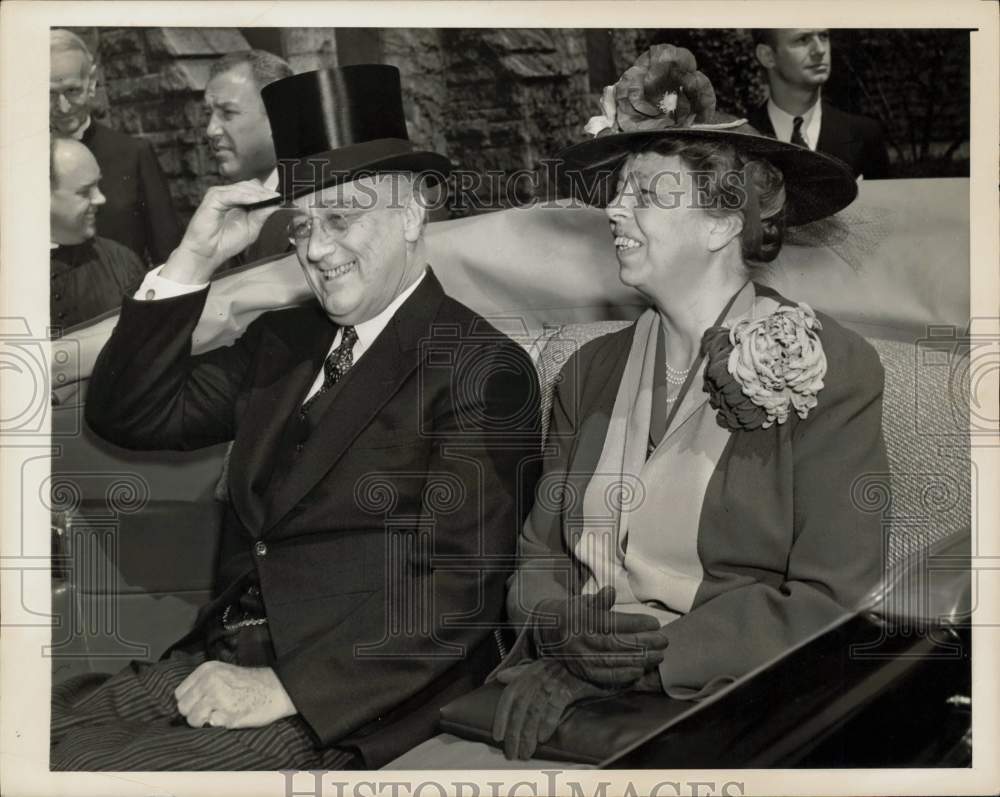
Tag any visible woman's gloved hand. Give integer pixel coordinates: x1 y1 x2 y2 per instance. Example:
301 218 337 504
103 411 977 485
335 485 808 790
491 659 615 760
532 586 669 687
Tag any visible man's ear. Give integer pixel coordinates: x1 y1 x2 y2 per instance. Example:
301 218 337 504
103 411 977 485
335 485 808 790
706 212 743 253
754 43 775 70
402 188 427 243
86 62 98 103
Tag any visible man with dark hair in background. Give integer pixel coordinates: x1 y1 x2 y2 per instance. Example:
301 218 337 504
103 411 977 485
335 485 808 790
50 29 182 265
50 137 146 334
749 29 891 180
204 49 295 268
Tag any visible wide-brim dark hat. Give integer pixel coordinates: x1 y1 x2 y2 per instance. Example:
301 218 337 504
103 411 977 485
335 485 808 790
248 65 452 209
552 45 857 226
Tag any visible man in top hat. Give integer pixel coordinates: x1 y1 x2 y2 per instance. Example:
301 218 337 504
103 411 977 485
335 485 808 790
50 29 182 265
53 65 541 771
748 29 891 180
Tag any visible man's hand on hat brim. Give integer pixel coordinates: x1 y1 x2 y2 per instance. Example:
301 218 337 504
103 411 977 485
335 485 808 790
161 181 281 286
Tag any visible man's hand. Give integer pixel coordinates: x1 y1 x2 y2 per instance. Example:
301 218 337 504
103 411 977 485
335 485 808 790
174 661 296 729
533 585 669 687
492 659 614 760
162 182 280 285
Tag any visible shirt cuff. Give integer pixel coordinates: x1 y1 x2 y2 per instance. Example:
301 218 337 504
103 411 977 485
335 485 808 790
134 265 210 301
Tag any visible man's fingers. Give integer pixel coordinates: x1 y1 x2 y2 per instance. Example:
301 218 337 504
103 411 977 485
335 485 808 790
208 708 234 728
185 699 213 728
173 667 204 703
175 688 201 718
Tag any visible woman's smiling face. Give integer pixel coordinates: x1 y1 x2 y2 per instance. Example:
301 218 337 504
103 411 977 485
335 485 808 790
604 152 713 299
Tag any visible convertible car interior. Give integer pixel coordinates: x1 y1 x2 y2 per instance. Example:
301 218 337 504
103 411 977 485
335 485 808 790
50 177 973 768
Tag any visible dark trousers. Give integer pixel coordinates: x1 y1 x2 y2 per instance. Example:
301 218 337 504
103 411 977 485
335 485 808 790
50 649 358 771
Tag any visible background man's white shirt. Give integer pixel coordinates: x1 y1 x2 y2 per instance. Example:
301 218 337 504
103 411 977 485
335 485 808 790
766 96 823 150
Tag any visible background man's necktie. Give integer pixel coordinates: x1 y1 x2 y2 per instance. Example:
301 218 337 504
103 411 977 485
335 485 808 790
301 325 358 414
791 116 809 148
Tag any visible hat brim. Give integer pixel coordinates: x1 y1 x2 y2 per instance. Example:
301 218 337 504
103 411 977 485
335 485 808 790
554 128 858 227
244 144 453 210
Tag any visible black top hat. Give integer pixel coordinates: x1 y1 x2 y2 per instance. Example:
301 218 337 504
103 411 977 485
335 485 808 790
251 65 452 208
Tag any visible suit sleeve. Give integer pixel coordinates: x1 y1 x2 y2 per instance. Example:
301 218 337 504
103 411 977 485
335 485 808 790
274 340 542 746
136 139 183 265
84 290 259 451
654 328 889 698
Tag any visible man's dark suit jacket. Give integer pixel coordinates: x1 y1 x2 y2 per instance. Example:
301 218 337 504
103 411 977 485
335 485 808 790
81 121 183 265
747 100 891 179
85 269 541 767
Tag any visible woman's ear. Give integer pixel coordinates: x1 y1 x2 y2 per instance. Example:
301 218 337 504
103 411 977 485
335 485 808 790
706 213 743 252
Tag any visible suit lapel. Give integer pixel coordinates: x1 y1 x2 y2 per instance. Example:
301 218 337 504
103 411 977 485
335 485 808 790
228 306 335 536
262 270 446 534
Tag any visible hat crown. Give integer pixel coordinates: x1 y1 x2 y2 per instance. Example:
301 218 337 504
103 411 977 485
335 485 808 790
261 64 410 162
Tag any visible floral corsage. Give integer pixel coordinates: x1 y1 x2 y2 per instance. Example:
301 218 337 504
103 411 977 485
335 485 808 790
702 303 827 431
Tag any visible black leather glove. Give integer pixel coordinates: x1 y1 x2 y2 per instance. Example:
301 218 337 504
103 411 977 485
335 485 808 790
491 659 614 760
532 585 670 687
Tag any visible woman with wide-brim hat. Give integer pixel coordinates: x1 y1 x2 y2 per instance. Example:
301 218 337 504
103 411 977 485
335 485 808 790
482 44 891 760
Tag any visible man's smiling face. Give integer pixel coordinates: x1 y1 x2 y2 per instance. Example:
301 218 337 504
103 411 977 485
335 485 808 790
288 176 420 326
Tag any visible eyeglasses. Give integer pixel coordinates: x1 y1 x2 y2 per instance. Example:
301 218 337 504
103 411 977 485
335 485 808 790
286 209 370 246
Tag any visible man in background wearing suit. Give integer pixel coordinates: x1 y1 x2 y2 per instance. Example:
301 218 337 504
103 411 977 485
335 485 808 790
52 65 540 771
50 29 182 265
204 49 296 269
749 29 891 180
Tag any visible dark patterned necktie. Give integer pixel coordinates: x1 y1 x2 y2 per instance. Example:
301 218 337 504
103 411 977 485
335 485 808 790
791 116 809 148
301 325 358 413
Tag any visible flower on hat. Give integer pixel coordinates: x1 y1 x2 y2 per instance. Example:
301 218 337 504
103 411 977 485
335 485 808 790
583 85 618 137
702 303 827 431
584 44 718 138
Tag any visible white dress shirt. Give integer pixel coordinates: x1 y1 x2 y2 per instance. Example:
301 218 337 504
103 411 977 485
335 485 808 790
133 266 427 403
766 97 823 150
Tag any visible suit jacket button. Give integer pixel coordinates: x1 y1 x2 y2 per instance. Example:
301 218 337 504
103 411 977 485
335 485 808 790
254 541 268 557
295 443 304 452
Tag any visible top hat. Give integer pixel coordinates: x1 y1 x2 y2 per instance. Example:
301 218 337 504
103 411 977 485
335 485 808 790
251 64 453 208
553 44 857 226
